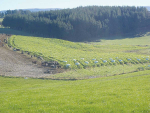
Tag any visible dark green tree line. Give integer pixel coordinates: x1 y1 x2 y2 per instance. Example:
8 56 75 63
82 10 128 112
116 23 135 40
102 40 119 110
2 6 150 41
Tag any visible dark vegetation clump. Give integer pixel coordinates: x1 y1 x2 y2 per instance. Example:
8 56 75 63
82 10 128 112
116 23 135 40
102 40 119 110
2 6 150 41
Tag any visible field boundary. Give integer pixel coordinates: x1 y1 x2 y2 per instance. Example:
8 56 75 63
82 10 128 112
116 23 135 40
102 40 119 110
0 71 150 93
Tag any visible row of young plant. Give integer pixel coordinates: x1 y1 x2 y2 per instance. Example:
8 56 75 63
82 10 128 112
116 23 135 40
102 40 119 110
7 35 150 69
62 56 150 69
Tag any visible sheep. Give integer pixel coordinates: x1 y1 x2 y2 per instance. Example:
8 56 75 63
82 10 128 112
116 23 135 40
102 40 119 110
75 62 80 65
94 61 98 63
85 61 89 64
66 64 71 68
137 59 141 61
119 59 123 62
111 60 115 63
103 60 107 63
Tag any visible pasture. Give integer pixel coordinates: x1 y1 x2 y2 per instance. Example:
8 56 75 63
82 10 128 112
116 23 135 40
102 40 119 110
6 34 150 79
0 32 150 112
0 70 149 112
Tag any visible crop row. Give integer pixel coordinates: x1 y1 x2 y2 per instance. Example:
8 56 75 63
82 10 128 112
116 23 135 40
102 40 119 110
61 56 150 69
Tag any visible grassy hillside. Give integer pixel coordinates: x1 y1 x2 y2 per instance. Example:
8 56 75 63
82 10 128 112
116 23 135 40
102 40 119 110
1 30 150 112
6 34 150 79
0 70 149 112
8 35 150 64
93 34 150 45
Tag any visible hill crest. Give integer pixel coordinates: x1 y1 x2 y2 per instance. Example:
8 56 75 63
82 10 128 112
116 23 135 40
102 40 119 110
0 8 61 13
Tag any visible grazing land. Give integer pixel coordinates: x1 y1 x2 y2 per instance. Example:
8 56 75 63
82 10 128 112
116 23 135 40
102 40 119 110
0 32 150 112
0 70 149 112
5 34 150 79
0 5 150 113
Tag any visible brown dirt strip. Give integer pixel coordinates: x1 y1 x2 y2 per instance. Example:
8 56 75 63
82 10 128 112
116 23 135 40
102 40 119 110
0 34 61 78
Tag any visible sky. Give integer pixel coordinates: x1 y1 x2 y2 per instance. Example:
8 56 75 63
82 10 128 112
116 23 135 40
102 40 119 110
0 0 149 11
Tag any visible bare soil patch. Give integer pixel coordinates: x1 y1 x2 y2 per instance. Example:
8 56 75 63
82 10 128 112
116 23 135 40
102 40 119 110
0 34 63 78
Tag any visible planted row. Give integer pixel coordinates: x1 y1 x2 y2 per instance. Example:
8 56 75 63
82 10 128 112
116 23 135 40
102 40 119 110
63 56 150 69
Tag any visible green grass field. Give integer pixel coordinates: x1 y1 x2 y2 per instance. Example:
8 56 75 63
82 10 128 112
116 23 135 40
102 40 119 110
0 31 150 112
8 35 150 70
6 34 150 79
0 70 149 112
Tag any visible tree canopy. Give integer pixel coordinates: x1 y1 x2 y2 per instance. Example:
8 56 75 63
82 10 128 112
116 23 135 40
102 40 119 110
2 6 150 41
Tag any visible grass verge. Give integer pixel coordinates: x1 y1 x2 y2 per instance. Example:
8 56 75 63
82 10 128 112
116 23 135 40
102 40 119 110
0 70 150 112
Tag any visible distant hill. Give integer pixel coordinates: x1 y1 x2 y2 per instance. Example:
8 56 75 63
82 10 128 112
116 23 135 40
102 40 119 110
0 8 61 13
1 7 149 13
22 8 61 12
